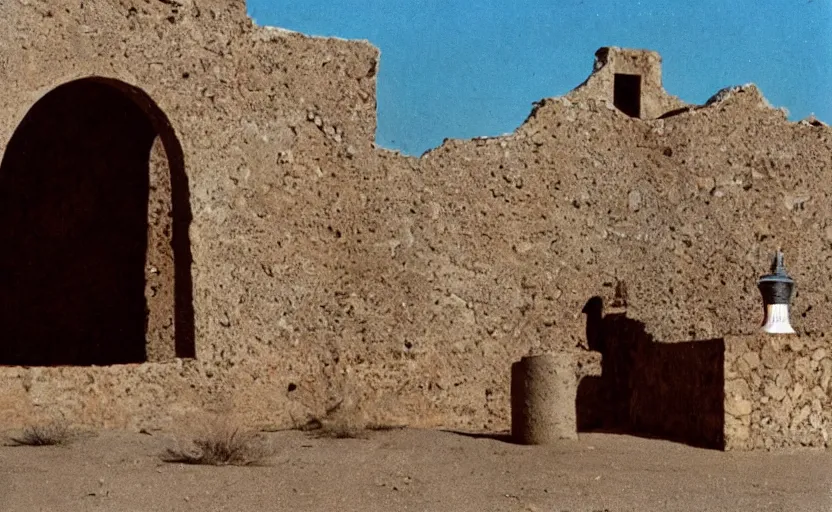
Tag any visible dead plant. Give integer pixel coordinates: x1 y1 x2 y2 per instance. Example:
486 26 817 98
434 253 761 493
305 416 369 439
162 424 274 466
299 411 405 440
8 421 74 447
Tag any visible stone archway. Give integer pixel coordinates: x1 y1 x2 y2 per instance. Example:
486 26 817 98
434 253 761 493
0 77 195 366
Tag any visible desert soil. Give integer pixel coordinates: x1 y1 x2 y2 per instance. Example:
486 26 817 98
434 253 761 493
0 428 829 512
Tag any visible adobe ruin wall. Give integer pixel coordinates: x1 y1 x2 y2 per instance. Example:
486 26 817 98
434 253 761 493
1 0 832 448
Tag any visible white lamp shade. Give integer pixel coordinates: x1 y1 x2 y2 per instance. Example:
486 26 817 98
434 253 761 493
761 304 795 334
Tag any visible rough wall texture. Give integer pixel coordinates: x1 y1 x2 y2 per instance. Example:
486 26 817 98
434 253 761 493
1 0 831 445
145 137 177 363
725 334 832 450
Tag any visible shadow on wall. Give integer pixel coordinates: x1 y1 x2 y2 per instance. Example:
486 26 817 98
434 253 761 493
577 296 726 450
0 77 195 366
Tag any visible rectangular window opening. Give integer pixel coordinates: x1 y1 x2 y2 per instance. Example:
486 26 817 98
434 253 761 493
614 73 642 118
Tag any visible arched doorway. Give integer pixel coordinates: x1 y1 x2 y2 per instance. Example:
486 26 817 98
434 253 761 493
0 77 195 366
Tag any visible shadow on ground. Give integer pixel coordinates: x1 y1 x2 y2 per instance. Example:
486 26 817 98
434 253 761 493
440 429 516 444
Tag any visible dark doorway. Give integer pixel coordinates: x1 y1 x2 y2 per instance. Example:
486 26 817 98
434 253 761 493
0 77 195 366
577 296 725 450
613 73 642 118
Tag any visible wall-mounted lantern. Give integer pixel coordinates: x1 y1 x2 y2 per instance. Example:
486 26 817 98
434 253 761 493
757 250 795 334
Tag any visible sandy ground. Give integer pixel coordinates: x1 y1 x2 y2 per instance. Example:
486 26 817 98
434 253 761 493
0 428 830 512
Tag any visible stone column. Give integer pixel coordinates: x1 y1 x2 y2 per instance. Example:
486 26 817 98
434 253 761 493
511 353 578 444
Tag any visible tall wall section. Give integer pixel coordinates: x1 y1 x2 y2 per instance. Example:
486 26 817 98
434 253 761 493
1 0 831 437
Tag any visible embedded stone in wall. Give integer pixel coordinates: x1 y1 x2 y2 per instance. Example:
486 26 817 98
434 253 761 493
724 334 832 450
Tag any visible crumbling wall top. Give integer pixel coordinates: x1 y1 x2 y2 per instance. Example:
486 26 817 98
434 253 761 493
567 46 688 119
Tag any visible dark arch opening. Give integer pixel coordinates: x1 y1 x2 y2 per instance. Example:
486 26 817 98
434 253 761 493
0 77 195 366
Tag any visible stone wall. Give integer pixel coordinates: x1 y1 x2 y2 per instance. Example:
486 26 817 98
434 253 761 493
724 334 832 450
0 0 830 442
577 315 832 451
0 0 382 431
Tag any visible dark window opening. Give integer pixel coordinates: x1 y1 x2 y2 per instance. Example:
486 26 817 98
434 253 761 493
0 77 195 366
614 73 642 118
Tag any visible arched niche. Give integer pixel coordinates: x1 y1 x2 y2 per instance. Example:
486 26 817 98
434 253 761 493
0 77 195 366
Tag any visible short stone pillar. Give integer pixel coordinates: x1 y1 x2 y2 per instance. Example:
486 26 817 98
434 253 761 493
511 353 578 444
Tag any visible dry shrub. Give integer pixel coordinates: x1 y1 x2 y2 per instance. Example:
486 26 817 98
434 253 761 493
163 423 274 466
298 402 406 440
315 420 409 439
366 423 407 432
304 416 368 439
9 421 74 447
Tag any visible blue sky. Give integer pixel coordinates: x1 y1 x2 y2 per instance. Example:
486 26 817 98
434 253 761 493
248 1 832 156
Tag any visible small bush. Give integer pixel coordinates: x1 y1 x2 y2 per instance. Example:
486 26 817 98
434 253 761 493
308 417 368 439
301 417 405 439
163 425 274 466
9 421 73 447
294 397 406 440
